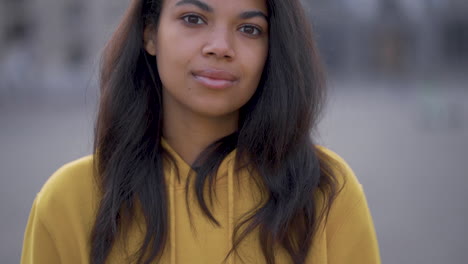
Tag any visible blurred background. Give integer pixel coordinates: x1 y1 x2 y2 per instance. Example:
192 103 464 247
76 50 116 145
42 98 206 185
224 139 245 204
1 0 467 263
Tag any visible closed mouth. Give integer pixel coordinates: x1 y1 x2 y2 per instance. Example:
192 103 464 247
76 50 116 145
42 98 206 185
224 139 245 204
191 68 238 89
192 69 238 82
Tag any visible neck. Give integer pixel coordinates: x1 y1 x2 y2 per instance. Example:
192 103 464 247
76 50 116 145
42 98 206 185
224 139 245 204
162 105 238 166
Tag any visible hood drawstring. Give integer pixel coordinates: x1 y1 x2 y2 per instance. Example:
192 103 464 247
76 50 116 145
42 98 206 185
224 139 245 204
227 159 235 264
169 164 176 264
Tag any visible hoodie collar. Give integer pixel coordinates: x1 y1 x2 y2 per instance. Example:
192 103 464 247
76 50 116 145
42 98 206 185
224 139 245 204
161 137 237 264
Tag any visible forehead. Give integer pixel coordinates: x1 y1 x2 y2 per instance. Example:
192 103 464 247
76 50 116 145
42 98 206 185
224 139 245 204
165 0 268 14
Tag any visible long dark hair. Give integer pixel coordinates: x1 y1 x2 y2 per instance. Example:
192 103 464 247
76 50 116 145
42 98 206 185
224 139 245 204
91 0 339 263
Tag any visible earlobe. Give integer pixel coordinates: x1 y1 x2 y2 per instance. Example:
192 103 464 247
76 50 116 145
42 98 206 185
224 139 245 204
143 27 157 56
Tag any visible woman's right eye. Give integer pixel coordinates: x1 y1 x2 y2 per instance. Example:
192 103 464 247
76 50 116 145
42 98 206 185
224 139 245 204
182 14 205 25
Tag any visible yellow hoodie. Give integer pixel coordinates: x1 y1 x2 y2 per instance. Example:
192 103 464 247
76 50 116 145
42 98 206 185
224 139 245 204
21 141 381 264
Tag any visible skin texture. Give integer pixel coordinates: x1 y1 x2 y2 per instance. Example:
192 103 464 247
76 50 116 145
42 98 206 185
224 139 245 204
144 0 269 164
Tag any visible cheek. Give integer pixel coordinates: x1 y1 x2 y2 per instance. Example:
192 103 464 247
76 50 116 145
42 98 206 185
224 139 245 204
156 38 194 84
238 46 267 105
243 43 268 84
155 23 195 68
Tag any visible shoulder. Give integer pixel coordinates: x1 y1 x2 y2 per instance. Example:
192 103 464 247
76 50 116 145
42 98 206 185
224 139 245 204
314 146 368 225
22 156 101 262
34 155 100 221
37 155 97 200
316 146 377 237
315 145 363 200
314 147 381 262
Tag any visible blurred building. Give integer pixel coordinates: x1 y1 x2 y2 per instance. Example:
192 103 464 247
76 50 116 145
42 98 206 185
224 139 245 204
1 0 467 99
307 0 468 79
0 0 127 99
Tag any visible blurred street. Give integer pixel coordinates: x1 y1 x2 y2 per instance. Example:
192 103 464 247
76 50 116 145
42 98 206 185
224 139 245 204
1 79 467 264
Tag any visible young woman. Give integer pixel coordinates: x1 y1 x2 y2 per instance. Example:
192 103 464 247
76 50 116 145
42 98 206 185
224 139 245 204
21 0 381 263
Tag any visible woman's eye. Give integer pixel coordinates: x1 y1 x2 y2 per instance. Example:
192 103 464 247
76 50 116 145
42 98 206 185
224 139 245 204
239 25 261 36
182 14 205 25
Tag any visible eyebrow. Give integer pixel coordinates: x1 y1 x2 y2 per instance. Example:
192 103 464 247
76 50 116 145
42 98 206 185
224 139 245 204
175 0 213 12
175 0 268 21
239 10 268 21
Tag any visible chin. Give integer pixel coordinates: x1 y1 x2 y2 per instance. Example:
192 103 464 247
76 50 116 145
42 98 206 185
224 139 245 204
192 105 240 119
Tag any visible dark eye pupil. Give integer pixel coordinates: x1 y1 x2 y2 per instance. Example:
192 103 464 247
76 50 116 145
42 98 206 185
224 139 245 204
244 26 255 34
188 16 199 24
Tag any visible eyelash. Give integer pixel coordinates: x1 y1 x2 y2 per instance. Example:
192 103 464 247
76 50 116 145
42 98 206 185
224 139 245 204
180 14 263 36
238 25 262 36
181 14 206 25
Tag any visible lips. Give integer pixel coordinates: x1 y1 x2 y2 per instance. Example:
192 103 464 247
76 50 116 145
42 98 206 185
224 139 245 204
192 69 238 90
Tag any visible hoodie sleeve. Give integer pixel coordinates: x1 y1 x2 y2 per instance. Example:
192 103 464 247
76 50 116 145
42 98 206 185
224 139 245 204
21 196 61 264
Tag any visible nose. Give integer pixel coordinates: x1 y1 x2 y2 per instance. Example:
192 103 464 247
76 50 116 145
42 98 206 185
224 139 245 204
202 27 235 60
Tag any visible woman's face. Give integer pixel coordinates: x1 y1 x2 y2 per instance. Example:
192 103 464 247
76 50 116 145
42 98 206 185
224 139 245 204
144 0 268 119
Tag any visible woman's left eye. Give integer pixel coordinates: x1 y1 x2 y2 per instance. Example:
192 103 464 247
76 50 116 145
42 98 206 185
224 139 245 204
239 25 262 36
182 14 205 25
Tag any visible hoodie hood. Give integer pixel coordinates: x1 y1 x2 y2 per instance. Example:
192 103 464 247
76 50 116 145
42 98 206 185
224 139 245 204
161 138 237 264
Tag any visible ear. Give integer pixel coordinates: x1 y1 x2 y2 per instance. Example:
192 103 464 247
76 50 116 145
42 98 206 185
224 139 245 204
143 26 157 56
